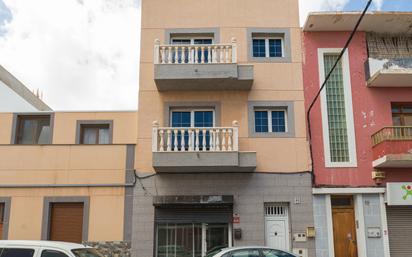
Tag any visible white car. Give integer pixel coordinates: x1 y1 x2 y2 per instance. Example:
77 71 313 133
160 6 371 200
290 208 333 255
0 240 103 257
211 246 298 257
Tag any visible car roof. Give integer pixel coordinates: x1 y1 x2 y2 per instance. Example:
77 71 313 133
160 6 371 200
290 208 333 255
217 246 297 256
0 240 91 251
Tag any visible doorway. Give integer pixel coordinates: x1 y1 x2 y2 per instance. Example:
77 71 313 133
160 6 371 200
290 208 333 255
264 204 290 251
156 223 231 257
331 196 358 257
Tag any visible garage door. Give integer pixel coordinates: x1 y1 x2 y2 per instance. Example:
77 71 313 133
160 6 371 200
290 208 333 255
49 203 84 243
386 206 412 257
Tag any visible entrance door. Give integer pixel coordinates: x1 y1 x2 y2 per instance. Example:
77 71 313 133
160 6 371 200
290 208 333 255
264 204 289 251
331 196 358 257
0 203 4 239
49 202 84 243
205 224 230 257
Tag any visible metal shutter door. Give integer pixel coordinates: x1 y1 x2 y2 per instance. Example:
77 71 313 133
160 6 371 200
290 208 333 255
387 206 412 257
50 203 84 243
155 205 233 223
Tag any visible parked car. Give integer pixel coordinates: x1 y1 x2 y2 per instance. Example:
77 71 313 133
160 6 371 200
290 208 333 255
211 246 298 257
0 240 103 257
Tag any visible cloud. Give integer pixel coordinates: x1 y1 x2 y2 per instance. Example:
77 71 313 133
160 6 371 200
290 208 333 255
0 0 140 110
299 0 350 25
373 0 384 10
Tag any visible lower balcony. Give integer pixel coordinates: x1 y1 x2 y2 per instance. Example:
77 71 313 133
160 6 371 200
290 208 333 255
152 121 256 173
372 126 412 168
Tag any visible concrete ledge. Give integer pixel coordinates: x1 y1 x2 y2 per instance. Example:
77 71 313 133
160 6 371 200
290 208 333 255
154 64 253 91
153 151 256 173
373 153 412 168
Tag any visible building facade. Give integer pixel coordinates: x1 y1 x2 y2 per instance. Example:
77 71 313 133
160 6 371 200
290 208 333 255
303 12 412 257
0 111 137 256
132 0 314 257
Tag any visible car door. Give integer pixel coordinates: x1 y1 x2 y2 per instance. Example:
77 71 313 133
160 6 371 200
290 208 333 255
39 248 73 257
0 247 39 257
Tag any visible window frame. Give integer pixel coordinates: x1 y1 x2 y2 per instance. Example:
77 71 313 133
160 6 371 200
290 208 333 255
252 37 284 58
171 36 214 45
14 114 53 145
318 48 357 168
169 108 216 128
247 28 291 63
248 101 295 138
75 120 113 145
391 103 412 126
253 108 288 133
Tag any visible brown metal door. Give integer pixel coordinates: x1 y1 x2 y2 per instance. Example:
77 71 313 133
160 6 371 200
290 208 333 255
332 196 358 257
49 203 84 243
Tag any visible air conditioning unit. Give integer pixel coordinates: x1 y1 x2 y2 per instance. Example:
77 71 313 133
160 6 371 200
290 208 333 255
372 170 386 180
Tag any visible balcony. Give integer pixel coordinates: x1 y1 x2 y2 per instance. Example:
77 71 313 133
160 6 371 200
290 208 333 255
371 126 412 168
152 121 256 173
365 58 412 87
153 38 254 91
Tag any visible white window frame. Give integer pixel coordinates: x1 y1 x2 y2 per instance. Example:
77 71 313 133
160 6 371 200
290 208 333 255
254 108 288 133
170 108 215 128
171 37 214 45
252 37 284 58
318 48 357 168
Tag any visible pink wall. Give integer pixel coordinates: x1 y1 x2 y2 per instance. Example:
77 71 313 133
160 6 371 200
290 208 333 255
303 31 412 187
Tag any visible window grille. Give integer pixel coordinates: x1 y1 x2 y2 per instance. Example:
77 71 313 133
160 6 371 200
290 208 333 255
265 204 288 217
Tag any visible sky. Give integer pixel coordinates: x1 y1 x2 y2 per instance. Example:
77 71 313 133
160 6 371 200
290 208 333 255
0 0 411 111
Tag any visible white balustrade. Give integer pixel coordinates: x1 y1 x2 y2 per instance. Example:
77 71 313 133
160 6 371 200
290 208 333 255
154 39 237 64
152 122 240 153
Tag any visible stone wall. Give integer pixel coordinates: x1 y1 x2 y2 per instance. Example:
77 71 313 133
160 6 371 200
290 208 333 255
84 241 131 257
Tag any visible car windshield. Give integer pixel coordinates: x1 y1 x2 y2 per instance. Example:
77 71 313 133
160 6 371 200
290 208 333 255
71 248 104 257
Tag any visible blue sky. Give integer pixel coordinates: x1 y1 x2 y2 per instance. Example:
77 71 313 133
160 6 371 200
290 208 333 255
0 0 411 110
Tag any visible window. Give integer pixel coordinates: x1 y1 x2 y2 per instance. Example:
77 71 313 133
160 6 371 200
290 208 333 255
230 249 260 257
79 123 111 144
0 248 35 257
171 37 213 63
15 115 51 144
252 38 283 58
41 250 69 257
319 49 356 167
261 249 295 257
392 103 412 126
254 109 287 133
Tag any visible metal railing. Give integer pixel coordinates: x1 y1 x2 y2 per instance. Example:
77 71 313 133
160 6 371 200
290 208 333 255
371 126 412 146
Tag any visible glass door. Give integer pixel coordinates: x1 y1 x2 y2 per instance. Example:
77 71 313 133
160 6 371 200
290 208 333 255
156 223 230 257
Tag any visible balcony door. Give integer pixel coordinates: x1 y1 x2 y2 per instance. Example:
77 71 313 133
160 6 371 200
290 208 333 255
171 38 213 63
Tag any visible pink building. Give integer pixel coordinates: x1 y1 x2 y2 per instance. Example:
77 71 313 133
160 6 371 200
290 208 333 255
303 12 412 257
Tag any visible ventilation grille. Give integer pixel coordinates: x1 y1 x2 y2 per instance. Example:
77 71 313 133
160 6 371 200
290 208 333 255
265 204 288 217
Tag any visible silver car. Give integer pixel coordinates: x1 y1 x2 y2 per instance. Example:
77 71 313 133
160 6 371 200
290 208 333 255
211 246 298 257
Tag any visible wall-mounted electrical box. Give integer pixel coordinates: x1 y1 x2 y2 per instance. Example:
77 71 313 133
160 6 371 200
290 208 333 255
306 227 315 238
293 233 307 242
293 248 308 257
367 227 381 238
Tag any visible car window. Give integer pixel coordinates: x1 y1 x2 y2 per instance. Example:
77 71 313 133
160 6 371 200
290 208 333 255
262 249 295 257
41 250 69 257
0 248 35 257
71 248 104 257
230 249 260 257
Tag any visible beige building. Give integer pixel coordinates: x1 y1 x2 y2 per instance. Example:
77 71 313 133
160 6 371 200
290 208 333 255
132 0 314 257
0 111 137 255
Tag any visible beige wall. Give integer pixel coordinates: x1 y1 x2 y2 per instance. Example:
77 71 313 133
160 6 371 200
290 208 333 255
2 187 124 241
137 0 309 173
0 111 136 241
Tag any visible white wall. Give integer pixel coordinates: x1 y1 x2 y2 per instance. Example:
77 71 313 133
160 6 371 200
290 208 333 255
0 80 38 112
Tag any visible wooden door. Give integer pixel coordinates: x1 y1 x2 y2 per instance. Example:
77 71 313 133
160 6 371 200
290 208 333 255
49 203 84 243
332 196 358 257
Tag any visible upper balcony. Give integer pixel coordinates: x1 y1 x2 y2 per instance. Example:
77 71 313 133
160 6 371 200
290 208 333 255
365 33 412 87
365 58 412 87
153 38 254 91
151 121 256 173
371 126 412 168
